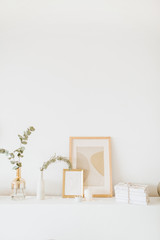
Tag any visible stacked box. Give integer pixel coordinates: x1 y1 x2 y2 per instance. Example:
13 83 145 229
129 183 149 205
114 183 150 205
114 183 129 203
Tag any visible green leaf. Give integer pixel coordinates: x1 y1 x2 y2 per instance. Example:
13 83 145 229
10 153 15 158
27 129 31 135
21 141 27 145
13 165 19 170
18 135 23 140
23 132 28 140
14 149 20 153
17 153 23 158
0 149 6 154
16 162 22 167
30 126 35 131
10 161 16 164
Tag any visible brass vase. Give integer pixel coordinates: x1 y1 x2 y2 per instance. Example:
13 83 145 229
11 168 26 200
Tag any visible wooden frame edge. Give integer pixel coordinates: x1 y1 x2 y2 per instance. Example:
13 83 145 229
108 137 113 197
62 169 84 198
93 194 113 198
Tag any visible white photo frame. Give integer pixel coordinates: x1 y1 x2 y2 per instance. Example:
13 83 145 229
69 137 112 198
62 169 84 198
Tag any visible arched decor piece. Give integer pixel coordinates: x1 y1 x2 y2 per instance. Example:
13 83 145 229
40 154 72 171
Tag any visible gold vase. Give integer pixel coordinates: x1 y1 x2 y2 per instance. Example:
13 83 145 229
11 168 26 200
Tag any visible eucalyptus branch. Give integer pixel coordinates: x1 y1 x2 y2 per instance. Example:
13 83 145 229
0 126 35 170
40 154 72 171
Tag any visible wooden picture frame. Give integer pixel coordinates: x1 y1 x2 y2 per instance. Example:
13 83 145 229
69 137 112 198
62 169 84 198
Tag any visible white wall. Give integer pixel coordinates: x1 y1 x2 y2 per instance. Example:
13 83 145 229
0 0 160 196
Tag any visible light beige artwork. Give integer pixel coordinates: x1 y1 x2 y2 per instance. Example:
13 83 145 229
77 147 104 186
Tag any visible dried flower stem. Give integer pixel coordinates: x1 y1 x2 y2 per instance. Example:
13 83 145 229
40 154 72 171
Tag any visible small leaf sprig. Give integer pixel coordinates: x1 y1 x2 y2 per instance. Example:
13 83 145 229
0 126 35 170
40 154 72 171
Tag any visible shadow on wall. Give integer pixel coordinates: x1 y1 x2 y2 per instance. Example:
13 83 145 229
111 137 159 197
111 137 124 192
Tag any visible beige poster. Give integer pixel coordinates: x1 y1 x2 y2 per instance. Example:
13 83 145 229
77 146 104 187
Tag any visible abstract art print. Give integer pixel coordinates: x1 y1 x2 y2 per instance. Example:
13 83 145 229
69 137 112 197
77 146 104 187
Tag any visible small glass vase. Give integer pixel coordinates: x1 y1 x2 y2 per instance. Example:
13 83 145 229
11 168 26 200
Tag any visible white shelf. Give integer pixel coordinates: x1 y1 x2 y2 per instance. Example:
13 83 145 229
0 195 159 205
0 196 159 240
